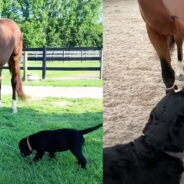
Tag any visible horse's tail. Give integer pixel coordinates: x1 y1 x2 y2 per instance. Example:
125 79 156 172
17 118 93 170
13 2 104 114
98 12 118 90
16 76 26 101
171 16 184 39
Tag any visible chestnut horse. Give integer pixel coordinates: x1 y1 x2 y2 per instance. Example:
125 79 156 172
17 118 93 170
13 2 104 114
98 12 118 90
138 0 184 92
0 18 25 113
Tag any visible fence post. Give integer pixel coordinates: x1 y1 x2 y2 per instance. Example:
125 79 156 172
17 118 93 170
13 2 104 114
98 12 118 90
42 46 47 79
99 49 103 79
23 52 28 81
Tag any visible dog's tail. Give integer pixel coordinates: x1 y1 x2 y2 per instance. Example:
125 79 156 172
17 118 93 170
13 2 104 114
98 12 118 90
80 123 102 135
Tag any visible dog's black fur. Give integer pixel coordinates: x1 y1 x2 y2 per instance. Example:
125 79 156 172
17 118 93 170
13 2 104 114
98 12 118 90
104 90 184 184
19 124 102 169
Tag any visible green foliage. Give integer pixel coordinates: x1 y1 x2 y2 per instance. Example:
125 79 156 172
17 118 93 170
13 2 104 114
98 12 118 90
0 0 102 47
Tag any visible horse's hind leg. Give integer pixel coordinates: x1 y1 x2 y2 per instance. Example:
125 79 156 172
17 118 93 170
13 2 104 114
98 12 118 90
146 25 175 91
9 61 17 113
9 53 23 113
174 36 184 80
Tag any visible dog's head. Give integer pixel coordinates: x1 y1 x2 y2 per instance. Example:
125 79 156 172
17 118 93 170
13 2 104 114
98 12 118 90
143 89 184 152
19 138 32 157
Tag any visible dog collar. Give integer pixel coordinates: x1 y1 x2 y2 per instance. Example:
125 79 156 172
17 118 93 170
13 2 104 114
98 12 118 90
165 151 183 160
26 137 33 152
165 84 177 91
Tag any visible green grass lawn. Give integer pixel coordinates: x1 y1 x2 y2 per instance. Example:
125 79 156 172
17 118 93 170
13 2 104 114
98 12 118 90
2 61 102 87
29 61 100 67
0 96 102 184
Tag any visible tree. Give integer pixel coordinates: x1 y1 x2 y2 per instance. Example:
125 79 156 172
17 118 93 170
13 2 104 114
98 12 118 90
0 0 102 47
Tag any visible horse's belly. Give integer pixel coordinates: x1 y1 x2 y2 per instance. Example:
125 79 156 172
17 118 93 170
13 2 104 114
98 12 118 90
138 0 174 35
163 0 184 20
0 49 12 67
0 58 10 67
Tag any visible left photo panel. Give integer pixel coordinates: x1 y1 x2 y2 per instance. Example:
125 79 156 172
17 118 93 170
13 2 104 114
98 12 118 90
0 1 103 184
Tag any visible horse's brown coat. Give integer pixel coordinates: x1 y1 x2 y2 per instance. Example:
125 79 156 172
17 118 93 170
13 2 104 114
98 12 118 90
0 18 25 111
138 0 184 90
0 19 22 66
163 0 184 20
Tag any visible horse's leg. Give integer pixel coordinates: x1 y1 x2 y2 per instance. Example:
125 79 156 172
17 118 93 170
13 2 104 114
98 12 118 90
174 36 183 80
146 25 175 91
8 61 17 113
0 68 2 107
9 53 23 113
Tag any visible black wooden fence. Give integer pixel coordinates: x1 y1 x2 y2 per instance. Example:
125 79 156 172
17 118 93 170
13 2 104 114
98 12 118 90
3 46 103 80
23 46 103 79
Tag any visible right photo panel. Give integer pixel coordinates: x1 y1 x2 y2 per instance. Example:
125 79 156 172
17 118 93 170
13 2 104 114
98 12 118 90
103 0 184 184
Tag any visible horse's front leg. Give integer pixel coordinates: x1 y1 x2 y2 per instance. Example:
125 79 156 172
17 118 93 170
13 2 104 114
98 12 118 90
146 25 175 92
160 57 176 93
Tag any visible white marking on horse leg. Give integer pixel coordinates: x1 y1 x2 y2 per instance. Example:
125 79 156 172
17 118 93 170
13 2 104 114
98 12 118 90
176 61 184 77
11 100 17 113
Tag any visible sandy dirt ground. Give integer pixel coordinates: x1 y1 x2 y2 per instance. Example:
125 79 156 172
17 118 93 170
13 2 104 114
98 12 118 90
103 1 184 182
104 0 164 147
1 85 102 99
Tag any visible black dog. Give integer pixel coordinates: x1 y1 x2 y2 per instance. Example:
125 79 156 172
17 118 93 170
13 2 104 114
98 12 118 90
19 123 102 169
104 89 184 184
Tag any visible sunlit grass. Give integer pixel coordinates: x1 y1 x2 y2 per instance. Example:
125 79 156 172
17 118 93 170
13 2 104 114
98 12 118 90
0 96 103 184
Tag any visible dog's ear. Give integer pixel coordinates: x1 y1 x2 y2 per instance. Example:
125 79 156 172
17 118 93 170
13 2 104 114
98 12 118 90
169 113 184 151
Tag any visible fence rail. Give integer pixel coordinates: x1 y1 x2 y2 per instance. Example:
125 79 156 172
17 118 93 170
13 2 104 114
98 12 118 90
8 46 102 80
3 46 103 80
23 46 102 80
